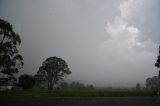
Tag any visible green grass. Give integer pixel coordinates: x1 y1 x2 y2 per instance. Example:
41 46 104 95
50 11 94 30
0 88 156 97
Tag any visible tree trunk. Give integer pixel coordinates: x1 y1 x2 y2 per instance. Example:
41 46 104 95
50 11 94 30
48 81 54 91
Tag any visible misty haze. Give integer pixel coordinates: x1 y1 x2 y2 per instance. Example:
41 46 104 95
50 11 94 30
1 0 159 88
1 0 160 105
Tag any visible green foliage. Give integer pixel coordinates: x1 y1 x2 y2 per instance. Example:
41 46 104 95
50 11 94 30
0 19 23 75
19 74 35 89
37 56 71 91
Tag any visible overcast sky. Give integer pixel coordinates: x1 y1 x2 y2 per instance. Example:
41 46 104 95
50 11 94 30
0 0 160 87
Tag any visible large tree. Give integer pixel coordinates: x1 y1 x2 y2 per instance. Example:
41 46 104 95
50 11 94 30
154 46 160 94
0 19 23 75
155 46 160 78
37 56 71 90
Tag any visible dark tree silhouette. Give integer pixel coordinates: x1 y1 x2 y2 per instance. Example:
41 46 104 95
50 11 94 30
0 19 23 75
60 82 69 89
155 46 160 94
70 81 85 90
37 56 71 91
136 83 141 90
155 46 160 78
146 76 160 94
19 74 35 89
34 72 46 88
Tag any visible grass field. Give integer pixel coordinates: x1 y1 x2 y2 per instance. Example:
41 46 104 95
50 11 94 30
0 88 156 97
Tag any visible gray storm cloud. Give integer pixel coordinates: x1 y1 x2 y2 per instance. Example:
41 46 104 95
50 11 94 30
0 0 159 87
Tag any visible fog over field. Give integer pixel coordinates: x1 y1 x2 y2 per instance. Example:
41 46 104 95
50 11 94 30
0 0 160 87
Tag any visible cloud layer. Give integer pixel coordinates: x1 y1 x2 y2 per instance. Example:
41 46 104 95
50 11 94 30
98 0 158 86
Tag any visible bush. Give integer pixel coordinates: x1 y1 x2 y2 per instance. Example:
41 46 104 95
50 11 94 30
19 74 35 89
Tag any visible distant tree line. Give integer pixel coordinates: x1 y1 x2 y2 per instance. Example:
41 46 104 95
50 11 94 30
59 81 94 90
